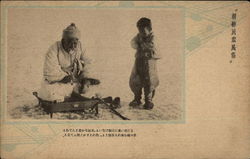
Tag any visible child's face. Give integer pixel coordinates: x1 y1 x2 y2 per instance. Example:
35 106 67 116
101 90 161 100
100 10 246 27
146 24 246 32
139 27 151 37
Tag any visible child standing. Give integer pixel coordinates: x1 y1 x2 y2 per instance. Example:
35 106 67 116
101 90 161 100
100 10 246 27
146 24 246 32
129 17 160 110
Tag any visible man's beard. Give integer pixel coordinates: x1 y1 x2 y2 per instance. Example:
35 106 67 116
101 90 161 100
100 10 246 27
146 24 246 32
62 39 78 52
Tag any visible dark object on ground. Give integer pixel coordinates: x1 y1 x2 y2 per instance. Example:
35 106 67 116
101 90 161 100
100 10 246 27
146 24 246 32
33 92 127 120
112 97 121 109
98 96 121 109
33 92 99 118
102 96 113 103
94 97 129 120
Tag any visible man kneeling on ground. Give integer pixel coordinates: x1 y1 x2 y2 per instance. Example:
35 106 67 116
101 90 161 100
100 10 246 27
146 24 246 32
38 23 100 102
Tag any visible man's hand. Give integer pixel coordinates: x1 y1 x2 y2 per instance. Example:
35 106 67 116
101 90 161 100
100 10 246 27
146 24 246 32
59 75 72 83
73 59 84 75
61 66 74 74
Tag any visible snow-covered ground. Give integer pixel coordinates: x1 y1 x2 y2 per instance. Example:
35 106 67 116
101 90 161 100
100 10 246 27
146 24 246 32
7 8 184 120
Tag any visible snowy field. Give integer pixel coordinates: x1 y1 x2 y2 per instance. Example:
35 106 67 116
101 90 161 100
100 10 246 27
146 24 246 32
6 8 184 120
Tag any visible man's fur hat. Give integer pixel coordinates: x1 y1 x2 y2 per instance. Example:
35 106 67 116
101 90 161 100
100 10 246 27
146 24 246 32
63 23 81 39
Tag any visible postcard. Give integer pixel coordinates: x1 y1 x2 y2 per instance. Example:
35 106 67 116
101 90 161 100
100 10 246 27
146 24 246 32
1 1 249 159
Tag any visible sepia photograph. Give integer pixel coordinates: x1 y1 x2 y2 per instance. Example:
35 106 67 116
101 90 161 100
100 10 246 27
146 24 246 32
1 1 250 159
7 8 184 120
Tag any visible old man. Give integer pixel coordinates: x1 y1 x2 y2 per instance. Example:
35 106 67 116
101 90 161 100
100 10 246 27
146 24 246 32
38 23 99 102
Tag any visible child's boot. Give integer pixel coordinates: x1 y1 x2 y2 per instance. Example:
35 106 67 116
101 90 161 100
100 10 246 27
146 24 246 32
129 94 142 107
143 101 154 110
143 90 154 110
129 99 142 107
129 90 142 107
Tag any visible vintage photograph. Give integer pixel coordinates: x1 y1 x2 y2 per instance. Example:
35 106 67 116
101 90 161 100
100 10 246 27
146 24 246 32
7 8 184 120
2 1 250 159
